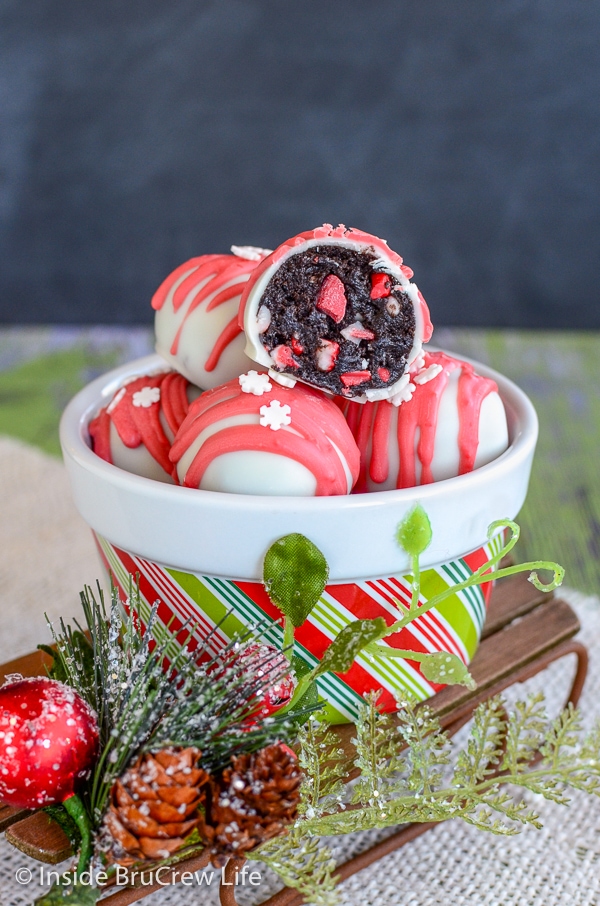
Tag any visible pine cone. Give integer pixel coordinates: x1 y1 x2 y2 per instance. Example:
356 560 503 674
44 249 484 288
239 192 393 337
100 747 209 865
207 743 302 864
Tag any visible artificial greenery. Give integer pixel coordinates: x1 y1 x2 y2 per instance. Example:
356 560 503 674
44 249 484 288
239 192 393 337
35 580 306 904
281 617 388 714
263 532 329 653
45 584 297 822
250 691 600 905
30 512 570 904
364 509 564 685
35 880 101 906
265 511 565 713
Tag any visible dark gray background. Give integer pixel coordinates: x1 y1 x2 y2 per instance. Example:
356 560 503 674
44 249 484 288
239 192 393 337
1 0 598 327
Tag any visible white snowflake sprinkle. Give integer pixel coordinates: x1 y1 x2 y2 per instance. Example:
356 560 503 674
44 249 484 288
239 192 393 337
132 386 161 408
259 400 292 431
390 378 416 406
239 371 272 396
413 363 443 385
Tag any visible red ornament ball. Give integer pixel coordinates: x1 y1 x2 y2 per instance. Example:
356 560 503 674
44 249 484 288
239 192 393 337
237 643 296 719
0 676 99 809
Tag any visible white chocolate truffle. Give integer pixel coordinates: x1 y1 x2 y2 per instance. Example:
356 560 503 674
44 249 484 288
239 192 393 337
238 224 433 403
339 350 509 492
152 247 271 390
89 371 201 483
169 371 360 497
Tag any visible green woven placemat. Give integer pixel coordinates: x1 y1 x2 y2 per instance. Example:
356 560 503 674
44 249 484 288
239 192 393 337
0 328 153 455
437 328 600 595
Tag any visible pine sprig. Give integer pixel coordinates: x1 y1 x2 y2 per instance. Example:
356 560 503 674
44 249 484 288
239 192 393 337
45 582 301 825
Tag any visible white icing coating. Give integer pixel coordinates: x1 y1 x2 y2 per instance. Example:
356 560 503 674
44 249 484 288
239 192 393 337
175 413 256 483
268 369 297 388
200 451 318 495
109 422 176 484
154 272 256 390
231 245 273 261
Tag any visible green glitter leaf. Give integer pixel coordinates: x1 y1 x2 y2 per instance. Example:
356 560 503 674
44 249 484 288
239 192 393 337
314 618 388 678
263 534 329 627
421 652 477 690
396 504 432 557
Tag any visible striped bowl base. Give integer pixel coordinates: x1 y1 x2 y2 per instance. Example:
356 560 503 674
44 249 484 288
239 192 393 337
95 533 501 725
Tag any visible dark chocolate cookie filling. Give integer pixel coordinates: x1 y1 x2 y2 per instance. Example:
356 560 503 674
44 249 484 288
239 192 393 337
258 245 416 397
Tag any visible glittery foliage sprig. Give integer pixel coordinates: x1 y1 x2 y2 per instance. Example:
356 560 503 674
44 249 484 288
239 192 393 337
250 691 600 905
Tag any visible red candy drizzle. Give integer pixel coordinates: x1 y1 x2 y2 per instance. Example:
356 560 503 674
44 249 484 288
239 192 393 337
89 371 193 478
343 351 499 492
316 274 347 323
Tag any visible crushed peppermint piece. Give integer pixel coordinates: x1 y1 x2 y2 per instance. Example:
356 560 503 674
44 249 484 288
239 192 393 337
378 367 390 382
239 371 273 396
259 400 292 431
340 323 376 344
316 274 347 323
413 363 443 385
230 245 273 261
132 386 161 408
316 339 339 372
370 272 392 299
271 345 299 370
341 370 371 388
256 305 272 333
291 336 304 355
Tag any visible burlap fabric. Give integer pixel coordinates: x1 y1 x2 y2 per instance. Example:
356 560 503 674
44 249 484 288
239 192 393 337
0 437 599 906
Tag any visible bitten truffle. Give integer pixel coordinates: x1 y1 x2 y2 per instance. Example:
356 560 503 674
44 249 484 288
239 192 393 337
239 224 433 403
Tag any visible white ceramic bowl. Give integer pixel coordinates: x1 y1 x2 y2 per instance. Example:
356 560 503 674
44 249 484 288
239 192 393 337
60 353 537 582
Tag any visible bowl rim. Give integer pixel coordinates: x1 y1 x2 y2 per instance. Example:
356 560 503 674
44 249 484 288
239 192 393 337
60 351 538 510
59 351 538 579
